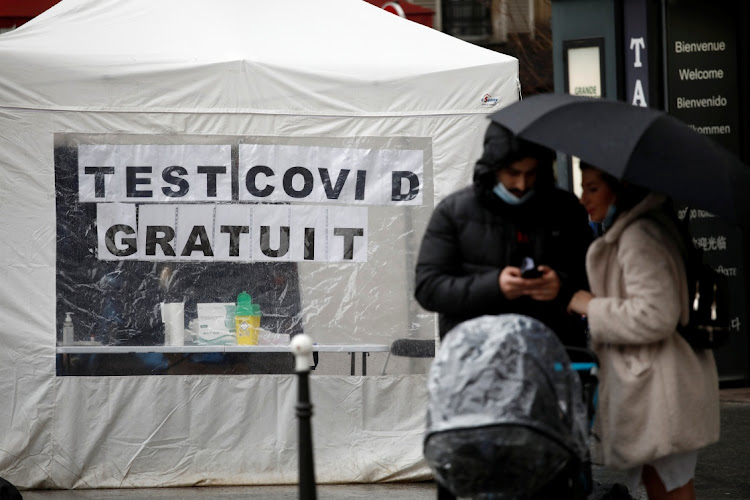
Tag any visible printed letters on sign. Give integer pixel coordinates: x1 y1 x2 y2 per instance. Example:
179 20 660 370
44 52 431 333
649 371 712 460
98 204 367 263
83 142 425 263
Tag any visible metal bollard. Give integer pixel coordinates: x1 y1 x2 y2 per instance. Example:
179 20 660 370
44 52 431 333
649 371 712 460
290 334 317 500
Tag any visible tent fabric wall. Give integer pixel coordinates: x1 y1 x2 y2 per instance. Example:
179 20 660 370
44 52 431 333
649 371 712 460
0 0 518 489
49 375 429 487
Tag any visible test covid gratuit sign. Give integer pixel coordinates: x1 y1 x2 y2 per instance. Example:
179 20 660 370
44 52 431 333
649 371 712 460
79 143 424 263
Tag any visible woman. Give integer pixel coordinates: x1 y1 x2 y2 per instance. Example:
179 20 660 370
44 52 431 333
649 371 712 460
567 164 720 500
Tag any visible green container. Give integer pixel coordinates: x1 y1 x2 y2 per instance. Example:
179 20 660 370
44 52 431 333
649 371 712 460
235 291 261 345
236 291 253 315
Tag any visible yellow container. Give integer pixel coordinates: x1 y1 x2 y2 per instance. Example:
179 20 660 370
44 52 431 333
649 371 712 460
235 314 261 345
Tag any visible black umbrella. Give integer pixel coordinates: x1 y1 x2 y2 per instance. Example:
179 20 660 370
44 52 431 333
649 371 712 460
489 93 750 229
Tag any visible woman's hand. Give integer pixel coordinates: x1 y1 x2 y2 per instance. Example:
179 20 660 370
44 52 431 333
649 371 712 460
567 290 594 315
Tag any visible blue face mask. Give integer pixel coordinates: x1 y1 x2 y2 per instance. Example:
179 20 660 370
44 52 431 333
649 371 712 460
601 204 617 231
493 182 534 205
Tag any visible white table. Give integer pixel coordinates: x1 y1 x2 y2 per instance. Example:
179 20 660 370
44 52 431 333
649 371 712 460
56 343 390 375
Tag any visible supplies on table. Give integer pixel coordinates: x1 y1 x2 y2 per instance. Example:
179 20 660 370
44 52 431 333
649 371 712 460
195 302 237 345
62 312 75 345
160 302 185 346
235 291 262 346
257 329 290 346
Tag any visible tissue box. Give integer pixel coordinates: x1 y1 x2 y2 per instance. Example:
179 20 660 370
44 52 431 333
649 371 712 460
195 303 236 345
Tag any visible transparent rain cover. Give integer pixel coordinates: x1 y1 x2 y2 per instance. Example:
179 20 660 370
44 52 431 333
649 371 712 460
424 314 589 498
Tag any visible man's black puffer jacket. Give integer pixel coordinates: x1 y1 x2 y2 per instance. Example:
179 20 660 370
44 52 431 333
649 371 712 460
414 164 592 345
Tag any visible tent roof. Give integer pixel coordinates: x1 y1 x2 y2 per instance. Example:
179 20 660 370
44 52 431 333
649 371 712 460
0 0 517 115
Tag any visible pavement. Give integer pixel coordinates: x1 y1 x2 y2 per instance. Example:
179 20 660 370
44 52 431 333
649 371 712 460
593 387 750 500
19 388 750 500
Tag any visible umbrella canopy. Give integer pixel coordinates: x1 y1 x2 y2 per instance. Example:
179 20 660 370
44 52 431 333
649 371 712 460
489 93 750 229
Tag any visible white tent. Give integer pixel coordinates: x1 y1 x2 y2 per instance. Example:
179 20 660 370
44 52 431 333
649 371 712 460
0 0 518 489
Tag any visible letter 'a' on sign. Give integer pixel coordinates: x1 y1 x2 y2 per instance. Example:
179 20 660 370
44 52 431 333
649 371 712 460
632 79 648 107
176 204 216 261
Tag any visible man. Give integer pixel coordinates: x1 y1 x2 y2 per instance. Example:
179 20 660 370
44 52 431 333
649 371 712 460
415 121 592 347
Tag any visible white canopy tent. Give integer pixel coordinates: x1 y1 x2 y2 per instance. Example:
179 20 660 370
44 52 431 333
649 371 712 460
0 0 518 489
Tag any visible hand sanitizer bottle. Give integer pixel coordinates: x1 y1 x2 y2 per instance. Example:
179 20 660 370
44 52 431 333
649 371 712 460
63 312 74 345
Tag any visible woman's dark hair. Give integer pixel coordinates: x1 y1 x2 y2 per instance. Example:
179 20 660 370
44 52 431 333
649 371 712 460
579 160 649 216
579 161 618 192
473 122 556 196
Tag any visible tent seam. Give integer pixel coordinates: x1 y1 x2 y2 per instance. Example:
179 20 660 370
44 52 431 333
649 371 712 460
0 104 503 118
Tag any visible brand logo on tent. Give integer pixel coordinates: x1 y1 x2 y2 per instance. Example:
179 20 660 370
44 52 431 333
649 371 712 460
481 94 499 106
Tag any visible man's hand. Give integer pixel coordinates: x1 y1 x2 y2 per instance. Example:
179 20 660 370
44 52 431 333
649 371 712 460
499 265 560 302
499 266 526 300
524 265 560 301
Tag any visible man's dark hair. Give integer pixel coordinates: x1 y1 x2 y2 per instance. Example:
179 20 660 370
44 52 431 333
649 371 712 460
474 121 556 197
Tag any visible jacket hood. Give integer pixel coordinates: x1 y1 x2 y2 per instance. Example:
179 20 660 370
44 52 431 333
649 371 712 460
473 121 556 203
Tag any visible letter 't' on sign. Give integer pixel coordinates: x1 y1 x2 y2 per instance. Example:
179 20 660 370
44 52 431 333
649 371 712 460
630 37 645 67
328 207 367 262
333 228 364 260
215 205 252 260
220 225 249 257
84 166 116 198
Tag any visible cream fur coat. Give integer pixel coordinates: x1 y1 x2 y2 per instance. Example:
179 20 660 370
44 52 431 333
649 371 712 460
586 193 720 469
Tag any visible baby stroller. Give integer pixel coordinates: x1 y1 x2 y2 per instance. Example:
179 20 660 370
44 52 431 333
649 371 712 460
423 314 599 500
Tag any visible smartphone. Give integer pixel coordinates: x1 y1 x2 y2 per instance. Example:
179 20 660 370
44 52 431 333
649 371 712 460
521 257 543 279
522 267 543 279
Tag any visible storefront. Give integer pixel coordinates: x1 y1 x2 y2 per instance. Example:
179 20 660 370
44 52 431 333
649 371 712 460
551 0 750 383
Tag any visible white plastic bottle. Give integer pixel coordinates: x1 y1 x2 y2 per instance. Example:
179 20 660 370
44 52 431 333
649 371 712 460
63 312 74 345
